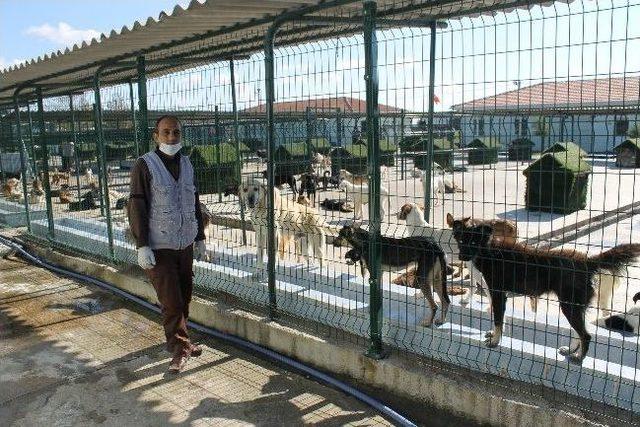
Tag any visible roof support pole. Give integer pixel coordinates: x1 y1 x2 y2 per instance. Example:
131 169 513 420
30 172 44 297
94 69 115 260
12 91 32 232
423 20 438 223
68 95 82 202
0 115 5 184
363 0 385 360
36 87 55 238
129 79 140 158
136 56 150 153
229 58 247 246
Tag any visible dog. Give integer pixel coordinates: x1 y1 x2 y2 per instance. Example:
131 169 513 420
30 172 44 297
59 188 72 204
396 203 431 233
69 192 98 212
50 167 69 186
603 292 640 333
239 180 326 278
339 169 368 185
320 198 353 213
223 185 239 197
321 171 340 190
262 169 297 201
452 223 640 363
446 213 526 311
419 171 445 206
333 224 450 327
339 180 389 220
299 173 318 206
29 179 45 204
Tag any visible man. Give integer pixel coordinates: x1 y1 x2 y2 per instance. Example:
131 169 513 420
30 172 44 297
127 115 207 373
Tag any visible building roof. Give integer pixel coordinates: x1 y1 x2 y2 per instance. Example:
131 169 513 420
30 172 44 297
452 76 640 114
241 97 401 114
1 0 578 106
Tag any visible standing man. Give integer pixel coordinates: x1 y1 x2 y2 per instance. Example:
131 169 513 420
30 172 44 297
128 115 208 373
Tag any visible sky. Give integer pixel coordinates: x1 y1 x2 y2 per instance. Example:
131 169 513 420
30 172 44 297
0 0 191 70
1 0 639 113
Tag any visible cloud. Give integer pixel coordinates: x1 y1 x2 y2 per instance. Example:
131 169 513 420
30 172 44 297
24 22 100 47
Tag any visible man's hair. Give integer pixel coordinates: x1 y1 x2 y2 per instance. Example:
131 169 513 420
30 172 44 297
153 114 182 132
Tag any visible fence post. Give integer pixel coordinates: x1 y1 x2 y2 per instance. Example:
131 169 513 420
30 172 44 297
136 56 150 153
68 95 82 202
400 109 405 180
214 105 222 203
229 58 247 245
0 115 5 184
129 79 140 159
336 108 343 174
363 0 385 359
12 97 32 232
306 106 313 166
35 87 55 238
423 21 437 223
26 103 38 177
92 103 106 217
94 71 115 260
264 21 283 319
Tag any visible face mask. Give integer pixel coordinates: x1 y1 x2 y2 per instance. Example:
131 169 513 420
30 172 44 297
159 143 182 156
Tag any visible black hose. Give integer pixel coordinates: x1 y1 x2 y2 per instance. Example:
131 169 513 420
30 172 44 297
0 234 416 427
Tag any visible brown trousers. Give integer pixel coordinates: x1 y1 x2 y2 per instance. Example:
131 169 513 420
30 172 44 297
145 245 194 355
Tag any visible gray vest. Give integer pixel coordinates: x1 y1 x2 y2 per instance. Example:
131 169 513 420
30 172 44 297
142 152 198 250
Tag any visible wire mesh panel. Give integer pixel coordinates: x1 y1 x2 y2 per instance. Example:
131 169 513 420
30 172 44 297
3 0 640 421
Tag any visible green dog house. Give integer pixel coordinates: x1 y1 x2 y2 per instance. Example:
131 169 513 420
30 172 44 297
413 138 454 170
613 138 640 168
332 140 396 175
523 151 592 214
508 138 535 161
542 141 587 158
189 144 240 194
467 137 499 165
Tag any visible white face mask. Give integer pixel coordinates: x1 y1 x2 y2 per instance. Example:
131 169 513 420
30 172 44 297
159 143 182 156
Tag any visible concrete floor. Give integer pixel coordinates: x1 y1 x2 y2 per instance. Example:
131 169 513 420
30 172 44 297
0 255 392 427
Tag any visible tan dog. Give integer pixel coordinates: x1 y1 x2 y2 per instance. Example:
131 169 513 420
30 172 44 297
240 179 326 279
339 169 368 185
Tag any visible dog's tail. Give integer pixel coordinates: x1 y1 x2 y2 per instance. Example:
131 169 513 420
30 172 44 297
588 244 640 274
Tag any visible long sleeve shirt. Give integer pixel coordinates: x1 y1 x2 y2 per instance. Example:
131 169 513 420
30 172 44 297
127 148 205 249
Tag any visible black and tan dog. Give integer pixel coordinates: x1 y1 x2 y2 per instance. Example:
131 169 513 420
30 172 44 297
334 224 450 327
452 222 640 364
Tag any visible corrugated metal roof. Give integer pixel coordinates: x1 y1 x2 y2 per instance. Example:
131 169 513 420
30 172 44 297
241 96 402 113
0 0 571 106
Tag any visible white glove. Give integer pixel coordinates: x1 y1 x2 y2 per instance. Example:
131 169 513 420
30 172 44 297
194 240 207 261
137 246 156 270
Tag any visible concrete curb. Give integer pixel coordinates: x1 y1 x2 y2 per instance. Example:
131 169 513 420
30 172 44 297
23 241 614 427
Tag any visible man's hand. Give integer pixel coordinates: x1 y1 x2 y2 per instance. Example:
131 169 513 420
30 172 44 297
137 246 156 270
194 240 208 262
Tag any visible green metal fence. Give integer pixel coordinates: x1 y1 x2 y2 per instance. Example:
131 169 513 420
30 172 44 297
2 0 640 422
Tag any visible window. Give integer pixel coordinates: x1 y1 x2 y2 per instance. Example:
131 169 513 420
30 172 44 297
615 117 629 136
515 117 529 137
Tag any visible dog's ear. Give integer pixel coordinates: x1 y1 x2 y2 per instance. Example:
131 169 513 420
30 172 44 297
446 212 454 227
463 216 472 226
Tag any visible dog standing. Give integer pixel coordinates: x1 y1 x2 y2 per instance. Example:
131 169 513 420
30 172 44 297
446 213 525 310
240 180 326 278
339 180 389 220
452 222 640 363
333 224 450 327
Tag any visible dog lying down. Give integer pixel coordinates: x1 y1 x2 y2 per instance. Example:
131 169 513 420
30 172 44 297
335 223 449 327
320 198 353 212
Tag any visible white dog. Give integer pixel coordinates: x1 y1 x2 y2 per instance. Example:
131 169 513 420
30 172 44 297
339 179 389 220
419 171 445 206
240 180 326 278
